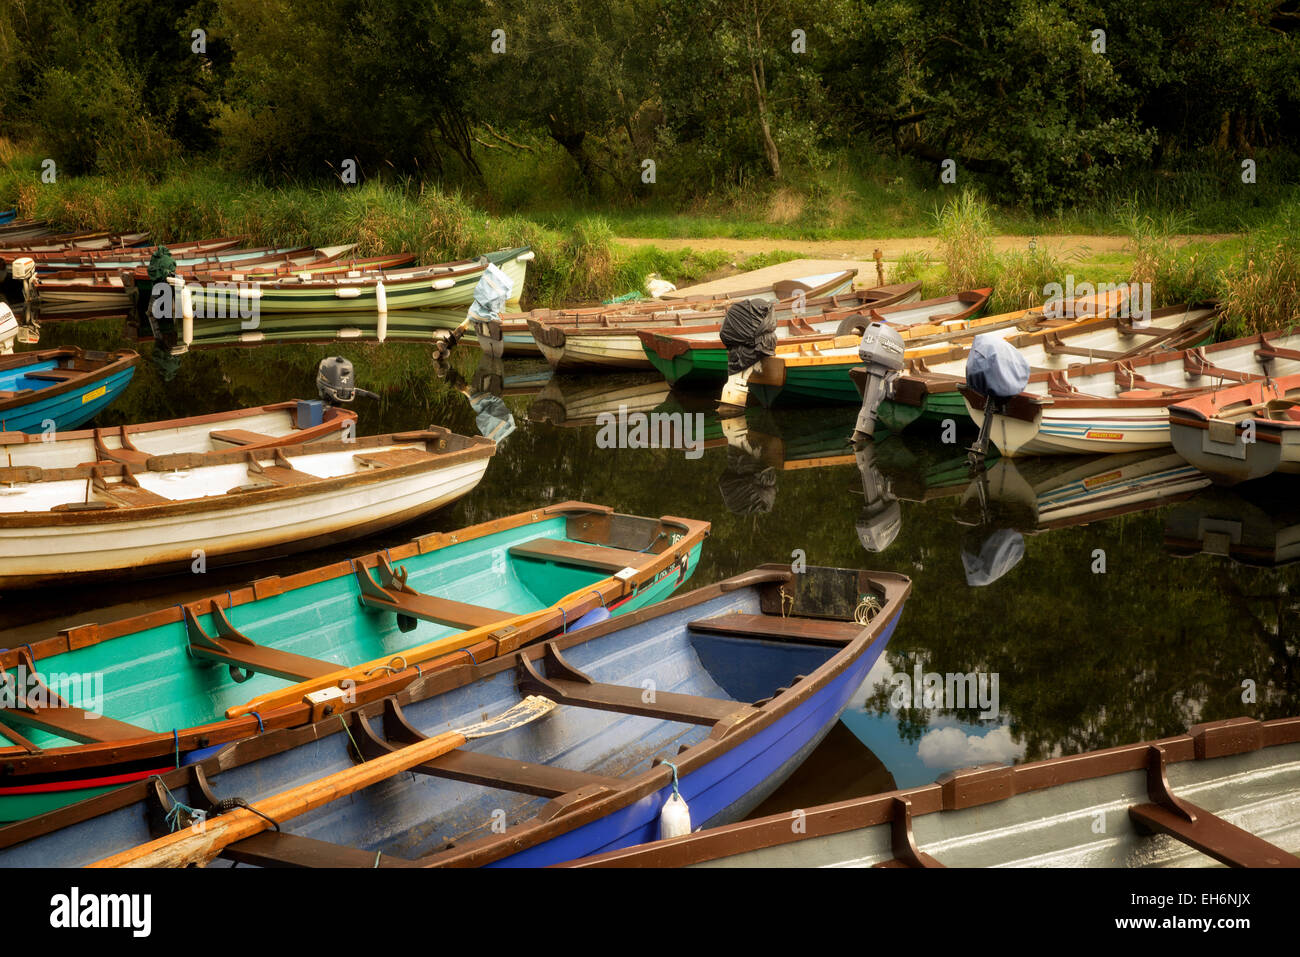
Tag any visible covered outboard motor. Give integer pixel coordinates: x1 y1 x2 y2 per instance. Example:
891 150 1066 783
718 299 777 410
466 262 514 359
855 442 901 552
964 333 1030 467
850 322 905 444
960 527 1025 586
316 356 379 405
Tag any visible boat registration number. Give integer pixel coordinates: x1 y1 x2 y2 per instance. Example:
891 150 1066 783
81 385 106 404
1085 430 1122 440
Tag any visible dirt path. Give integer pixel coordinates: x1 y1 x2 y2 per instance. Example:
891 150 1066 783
615 234 1236 259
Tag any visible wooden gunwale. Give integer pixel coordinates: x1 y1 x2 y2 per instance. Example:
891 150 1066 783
561 715 1300 867
0 505 710 777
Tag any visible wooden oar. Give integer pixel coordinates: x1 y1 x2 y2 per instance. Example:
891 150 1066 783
90 695 558 868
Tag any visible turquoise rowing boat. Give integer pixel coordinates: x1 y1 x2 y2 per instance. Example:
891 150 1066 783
0 503 709 822
0 347 137 433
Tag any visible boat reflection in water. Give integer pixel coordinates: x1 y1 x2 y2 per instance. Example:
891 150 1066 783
526 371 670 427
953 450 1213 585
1165 478 1300 567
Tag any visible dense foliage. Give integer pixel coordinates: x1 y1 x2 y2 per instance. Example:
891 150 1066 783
2 0 1298 205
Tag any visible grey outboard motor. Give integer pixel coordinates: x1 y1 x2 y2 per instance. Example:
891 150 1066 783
316 356 379 405
855 442 901 552
850 322 905 444
963 333 1030 469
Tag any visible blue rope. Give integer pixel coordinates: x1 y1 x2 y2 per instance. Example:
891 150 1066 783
588 589 607 608
153 775 200 833
462 648 477 665
249 711 264 733
173 729 180 768
662 760 682 797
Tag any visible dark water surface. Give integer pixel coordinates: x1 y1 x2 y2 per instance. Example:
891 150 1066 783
7 317 1299 814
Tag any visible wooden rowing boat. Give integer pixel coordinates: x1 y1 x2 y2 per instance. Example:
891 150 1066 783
484 274 906 360
159 307 466 351
0 219 51 242
0 563 905 865
0 400 356 470
1169 374 1300 484
0 231 149 253
0 348 138 433
562 716 1300 868
964 329 1300 457
0 504 707 822
0 427 497 587
640 288 989 388
731 290 1131 408
518 272 895 369
174 246 532 315
872 304 1219 432
33 246 368 311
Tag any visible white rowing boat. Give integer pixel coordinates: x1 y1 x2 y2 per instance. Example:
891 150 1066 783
0 428 495 586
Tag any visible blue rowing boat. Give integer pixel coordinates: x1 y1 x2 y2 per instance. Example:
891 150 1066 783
0 348 137 433
0 209 15 225
0 564 907 867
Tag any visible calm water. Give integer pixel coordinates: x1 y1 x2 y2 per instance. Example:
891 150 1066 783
7 316 1299 813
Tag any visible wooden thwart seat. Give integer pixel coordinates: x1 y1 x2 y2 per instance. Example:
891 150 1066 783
353 447 430 469
689 612 865 646
1127 744 1300 868
508 537 656 573
354 554 508 630
23 368 81 382
223 831 418 868
93 483 171 507
209 429 281 447
1129 802 1299 868
348 698 622 800
518 643 743 726
184 602 338 682
1 650 149 744
93 426 149 466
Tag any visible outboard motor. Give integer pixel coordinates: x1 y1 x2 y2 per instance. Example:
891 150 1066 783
467 262 514 359
963 332 1030 468
0 301 18 355
316 356 379 405
850 322 905 444
718 299 777 411
854 442 901 552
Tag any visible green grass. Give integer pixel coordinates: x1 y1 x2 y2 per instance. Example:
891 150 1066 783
3 143 1296 330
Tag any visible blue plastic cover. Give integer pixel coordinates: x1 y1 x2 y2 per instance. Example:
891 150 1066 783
469 262 513 320
965 333 1031 400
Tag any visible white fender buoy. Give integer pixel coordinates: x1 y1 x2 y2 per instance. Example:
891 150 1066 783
181 285 194 346
375 280 388 343
658 763 691 839
431 278 455 291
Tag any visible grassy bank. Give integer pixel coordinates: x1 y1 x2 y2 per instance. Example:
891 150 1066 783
0 151 751 308
2 149 1297 333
